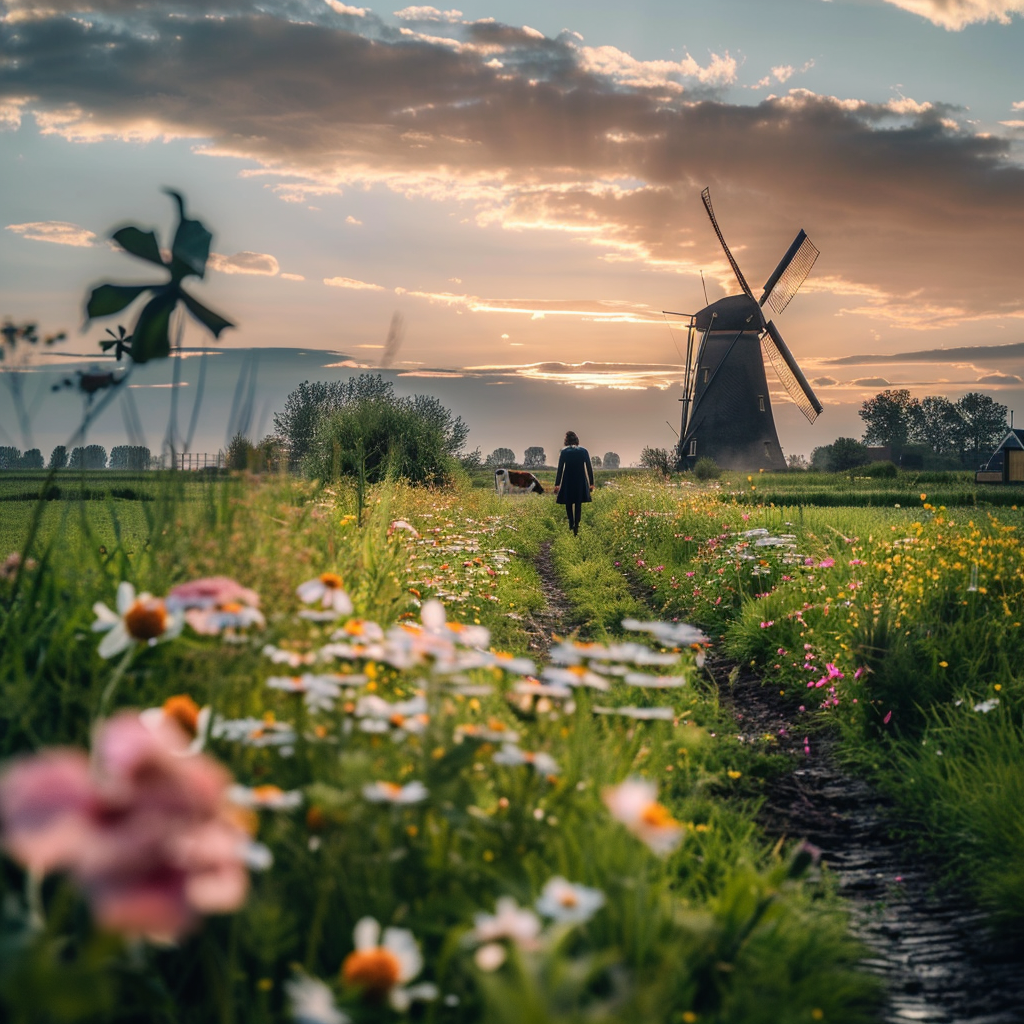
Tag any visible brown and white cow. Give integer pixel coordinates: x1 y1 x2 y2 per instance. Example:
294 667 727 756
494 468 545 495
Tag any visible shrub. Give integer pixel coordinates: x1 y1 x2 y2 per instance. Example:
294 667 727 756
640 446 672 475
306 393 455 485
862 460 897 478
693 456 721 481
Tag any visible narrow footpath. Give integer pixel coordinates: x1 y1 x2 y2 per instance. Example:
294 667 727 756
722 662 1024 1024
527 541 1024 1024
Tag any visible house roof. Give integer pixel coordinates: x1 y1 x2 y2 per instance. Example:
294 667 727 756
996 428 1024 450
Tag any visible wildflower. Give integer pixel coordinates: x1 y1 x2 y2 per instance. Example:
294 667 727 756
186 602 265 636
297 573 354 616
140 694 211 755
228 784 303 810
455 721 521 744
362 781 429 804
212 716 298 750
883 711 893 724
267 674 346 713
92 582 184 658
535 877 605 924
593 706 674 721
473 896 542 947
493 745 561 776
286 973 350 1024
387 519 420 539
541 665 609 691
759 620 774 629
0 712 249 940
167 577 263 634
602 778 683 855
341 917 437 1011
474 943 507 971
972 698 999 713
817 558 835 569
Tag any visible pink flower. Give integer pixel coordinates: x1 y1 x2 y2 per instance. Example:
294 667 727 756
883 711 892 724
167 576 260 611
817 558 835 569
759 620 774 629
825 663 844 681
0 713 250 940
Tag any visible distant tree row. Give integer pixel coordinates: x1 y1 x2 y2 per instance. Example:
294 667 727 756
0 444 152 470
480 447 620 470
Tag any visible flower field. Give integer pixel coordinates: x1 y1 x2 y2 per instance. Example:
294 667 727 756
0 476 879 1024
594 475 1024 928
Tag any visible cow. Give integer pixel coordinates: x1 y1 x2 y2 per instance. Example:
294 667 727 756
494 468 545 495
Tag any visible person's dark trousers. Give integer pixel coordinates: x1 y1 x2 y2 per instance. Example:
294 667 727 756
565 501 582 535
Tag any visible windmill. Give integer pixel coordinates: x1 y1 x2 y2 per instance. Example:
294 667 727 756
669 187 822 471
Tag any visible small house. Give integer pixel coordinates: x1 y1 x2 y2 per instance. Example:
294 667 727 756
977 428 1024 484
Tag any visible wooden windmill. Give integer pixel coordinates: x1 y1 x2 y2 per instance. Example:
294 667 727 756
670 188 822 471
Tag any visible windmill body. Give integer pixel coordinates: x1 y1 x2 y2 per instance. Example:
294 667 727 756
673 189 823 472
682 296 787 470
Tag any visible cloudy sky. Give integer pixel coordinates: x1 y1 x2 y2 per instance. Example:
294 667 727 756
2 0 1023 463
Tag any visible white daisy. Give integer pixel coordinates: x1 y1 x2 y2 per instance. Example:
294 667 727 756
286 973 349 1024
228 784 303 810
362 780 429 804
296 573 354 616
535 877 605 924
472 896 542 947
341 917 437 1011
91 581 184 659
602 778 684 856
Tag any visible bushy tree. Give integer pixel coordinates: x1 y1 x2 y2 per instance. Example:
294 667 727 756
786 453 809 470
640 446 672 474
591 454 602 469
859 389 922 454
48 445 68 469
19 449 43 469
0 447 21 469
68 445 107 469
409 394 469 459
916 396 963 456
522 446 546 469
484 448 517 469
306 392 458 485
226 433 255 471
815 437 870 472
693 456 721 480
603 452 620 469
956 392 1007 467
459 448 483 470
109 445 151 470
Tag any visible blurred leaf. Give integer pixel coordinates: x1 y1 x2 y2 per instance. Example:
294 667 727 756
165 189 212 281
111 226 164 267
130 291 177 363
86 283 150 320
180 291 234 338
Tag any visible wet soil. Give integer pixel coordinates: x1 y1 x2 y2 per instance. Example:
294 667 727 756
717 659 1024 1024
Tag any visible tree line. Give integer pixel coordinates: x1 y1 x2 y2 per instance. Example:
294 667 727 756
810 390 1009 472
0 445 153 470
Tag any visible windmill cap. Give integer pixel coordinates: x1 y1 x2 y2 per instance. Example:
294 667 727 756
695 294 760 332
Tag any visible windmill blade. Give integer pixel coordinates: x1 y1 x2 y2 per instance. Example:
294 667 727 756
759 230 819 316
701 187 758 305
761 320 822 423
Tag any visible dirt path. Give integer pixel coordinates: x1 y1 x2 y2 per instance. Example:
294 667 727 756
720 660 1024 1024
521 539 574 656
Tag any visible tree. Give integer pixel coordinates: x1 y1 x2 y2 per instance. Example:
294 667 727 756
523 446 546 469
19 449 43 469
484 448 517 468
603 452 620 470
591 455 602 469
786 453 809 470
0 447 21 470
822 437 870 472
226 433 255 471
68 445 107 469
956 392 1007 467
640 446 672 474
48 445 68 469
109 445 151 470
409 394 469 458
916 396 964 456
459 448 483 470
859 389 922 453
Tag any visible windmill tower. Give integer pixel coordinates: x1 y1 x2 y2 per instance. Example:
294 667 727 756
671 188 822 471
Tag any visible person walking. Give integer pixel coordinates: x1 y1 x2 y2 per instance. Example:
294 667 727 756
554 430 595 536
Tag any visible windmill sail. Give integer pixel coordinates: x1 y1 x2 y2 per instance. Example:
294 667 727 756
761 320 822 423
759 230 819 316
701 187 757 303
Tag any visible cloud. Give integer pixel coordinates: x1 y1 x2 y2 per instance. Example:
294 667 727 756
345 215 362 225
823 341 1024 365
279 272 305 281
207 250 280 275
6 220 96 246
811 376 840 387
462 360 689 389
977 372 1024 383
849 377 892 387
325 1 368 15
0 5 1022 330
393 6 463 21
879 0 1024 29
324 276 386 290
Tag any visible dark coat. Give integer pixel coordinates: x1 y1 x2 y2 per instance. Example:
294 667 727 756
554 446 594 504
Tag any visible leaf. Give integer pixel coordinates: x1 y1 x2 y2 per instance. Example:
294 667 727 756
111 227 165 267
181 290 235 338
165 189 212 281
86 283 151 320
130 290 177 363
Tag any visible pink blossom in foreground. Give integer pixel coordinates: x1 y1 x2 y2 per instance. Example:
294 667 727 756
0 712 250 940
167 576 260 611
